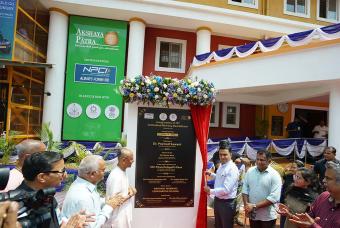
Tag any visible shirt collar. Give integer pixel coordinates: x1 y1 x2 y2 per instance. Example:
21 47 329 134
328 195 340 208
76 176 97 193
256 166 270 173
220 160 232 167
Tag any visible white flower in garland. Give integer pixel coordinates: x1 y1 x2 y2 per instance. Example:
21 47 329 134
120 75 216 107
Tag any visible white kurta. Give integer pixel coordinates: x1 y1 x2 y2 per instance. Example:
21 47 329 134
313 125 328 138
106 167 132 228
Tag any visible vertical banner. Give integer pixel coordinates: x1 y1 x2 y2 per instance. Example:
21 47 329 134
135 107 196 208
63 16 127 141
0 0 17 60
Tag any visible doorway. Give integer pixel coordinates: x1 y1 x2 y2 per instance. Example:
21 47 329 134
292 105 328 138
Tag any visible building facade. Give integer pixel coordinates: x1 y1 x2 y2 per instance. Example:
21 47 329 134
1 1 340 227
1 0 338 143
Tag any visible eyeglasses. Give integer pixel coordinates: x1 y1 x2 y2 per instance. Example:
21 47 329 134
43 167 66 174
293 174 303 180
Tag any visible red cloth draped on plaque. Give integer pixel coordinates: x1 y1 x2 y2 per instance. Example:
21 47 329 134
190 104 212 228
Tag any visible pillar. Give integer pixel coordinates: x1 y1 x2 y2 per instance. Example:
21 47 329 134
42 8 68 141
126 18 146 79
328 83 340 160
123 18 146 146
196 26 212 55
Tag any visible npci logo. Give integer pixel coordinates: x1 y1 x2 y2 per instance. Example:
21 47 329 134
82 66 111 74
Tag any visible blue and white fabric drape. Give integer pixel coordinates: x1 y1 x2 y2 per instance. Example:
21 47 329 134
207 138 327 160
193 23 340 66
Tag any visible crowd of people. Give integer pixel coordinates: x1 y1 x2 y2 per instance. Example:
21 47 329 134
207 140 340 228
0 139 136 228
1 137 340 228
287 118 328 139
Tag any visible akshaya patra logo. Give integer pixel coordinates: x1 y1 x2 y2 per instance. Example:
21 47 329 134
75 28 118 46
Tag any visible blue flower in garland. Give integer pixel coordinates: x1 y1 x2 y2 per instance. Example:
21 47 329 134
120 75 216 106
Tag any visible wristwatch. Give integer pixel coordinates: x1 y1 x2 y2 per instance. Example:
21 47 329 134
252 204 257 210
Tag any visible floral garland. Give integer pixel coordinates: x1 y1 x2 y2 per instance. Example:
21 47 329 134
120 75 216 106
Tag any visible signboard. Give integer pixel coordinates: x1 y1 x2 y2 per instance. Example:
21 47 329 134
74 64 117 84
135 107 196 208
0 0 17 60
62 16 127 141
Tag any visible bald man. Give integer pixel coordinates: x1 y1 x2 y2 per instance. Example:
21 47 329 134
0 139 46 192
106 148 137 228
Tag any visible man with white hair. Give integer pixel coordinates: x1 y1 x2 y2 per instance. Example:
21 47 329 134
0 139 46 192
106 148 137 228
61 155 125 228
288 161 340 227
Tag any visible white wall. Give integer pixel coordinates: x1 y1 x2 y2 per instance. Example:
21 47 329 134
190 42 340 105
125 104 202 228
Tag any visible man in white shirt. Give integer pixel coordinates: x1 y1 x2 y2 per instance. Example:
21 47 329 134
312 120 328 138
106 148 137 228
61 155 125 228
204 145 239 228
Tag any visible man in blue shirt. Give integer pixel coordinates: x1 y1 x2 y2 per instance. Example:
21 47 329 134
286 117 303 138
242 149 282 228
204 145 239 228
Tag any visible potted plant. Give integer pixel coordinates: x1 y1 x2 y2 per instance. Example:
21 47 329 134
255 118 269 139
0 134 16 165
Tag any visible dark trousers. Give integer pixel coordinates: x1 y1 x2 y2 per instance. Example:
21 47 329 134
280 215 286 228
250 219 276 228
214 197 236 228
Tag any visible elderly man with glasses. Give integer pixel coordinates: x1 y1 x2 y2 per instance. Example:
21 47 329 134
288 161 340 227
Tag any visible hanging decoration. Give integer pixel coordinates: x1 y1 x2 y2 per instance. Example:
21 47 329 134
120 75 216 107
207 138 327 160
193 23 340 66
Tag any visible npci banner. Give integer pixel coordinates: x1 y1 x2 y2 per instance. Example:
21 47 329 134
75 64 116 84
63 16 127 141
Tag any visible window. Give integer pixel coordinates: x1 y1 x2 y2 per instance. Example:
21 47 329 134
222 103 240 128
155 37 187 73
15 0 49 63
284 0 310 17
228 0 258 9
318 0 339 22
8 66 45 137
210 103 220 127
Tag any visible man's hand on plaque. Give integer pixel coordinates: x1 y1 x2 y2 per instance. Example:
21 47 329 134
106 194 125 209
128 187 137 198
203 186 210 194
